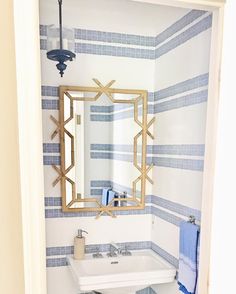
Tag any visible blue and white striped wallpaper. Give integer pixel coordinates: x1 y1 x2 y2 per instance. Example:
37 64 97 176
41 7 211 288
40 10 212 60
42 72 209 124
43 143 205 171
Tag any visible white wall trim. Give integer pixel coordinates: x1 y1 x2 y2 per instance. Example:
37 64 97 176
198 6 224 294
208 2 236 293
13 0 47 293
14 1 224 294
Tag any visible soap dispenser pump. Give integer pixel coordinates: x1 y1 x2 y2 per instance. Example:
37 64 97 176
74 229 88 260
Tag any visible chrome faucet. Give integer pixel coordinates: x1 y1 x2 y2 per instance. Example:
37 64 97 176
107 242 132 257
107 242 121 257
92 246 103 259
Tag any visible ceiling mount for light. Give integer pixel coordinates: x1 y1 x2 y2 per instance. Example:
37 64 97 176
47 0 76 77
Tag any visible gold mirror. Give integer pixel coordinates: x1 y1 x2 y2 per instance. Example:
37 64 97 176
51 79 154 217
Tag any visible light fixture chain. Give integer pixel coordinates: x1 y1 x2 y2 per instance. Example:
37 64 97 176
58 0 63 50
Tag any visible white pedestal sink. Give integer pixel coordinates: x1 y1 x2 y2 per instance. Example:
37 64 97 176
67 249 176 294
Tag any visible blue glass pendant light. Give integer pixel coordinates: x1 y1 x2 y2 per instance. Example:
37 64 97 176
47 0 76 77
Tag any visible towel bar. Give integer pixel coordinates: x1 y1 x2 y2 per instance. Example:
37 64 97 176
188 215 196 224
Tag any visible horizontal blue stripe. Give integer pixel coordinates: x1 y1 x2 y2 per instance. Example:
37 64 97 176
90 105 114 113
75 43 155 59
40 14 212 60
42 99 59 110
74 29 155 47
91 106 140 121
90 180 112 187
39 24 47 36
152 157 204 171
91 152 133 162
90 114 112 122
154 73 209 101
41 73 209 113
90 90 208 121
155 14 212 59
90 96 207 120
151 144 204 156
40 10 208 51
90 144 204 156
90 188 103 196
45 203 197 224
41 93 207 113
151 242 179 268
90 104 132 113
155 10 207 46
46 241 151 257
40 25 155 47
44 194 201 223
40 39 47 50
41 10 205 50
90 152 203 171
154 89 208 113
45 206 151 218
43 153 204 171
41 85 58 97
90 98 152 113
45 197 62 206
152 206 183 227
151 195 201 221
43 143 60 153
91 144 133 153
46 257 67 267
46 245 74 256
44 194 146 207
43 155 60 165
41 38 155 60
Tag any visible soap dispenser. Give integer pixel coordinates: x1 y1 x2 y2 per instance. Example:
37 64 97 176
74 229 88 260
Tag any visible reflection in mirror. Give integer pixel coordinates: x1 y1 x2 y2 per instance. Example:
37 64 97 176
52 81 153 216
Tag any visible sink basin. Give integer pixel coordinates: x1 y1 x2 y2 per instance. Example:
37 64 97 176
67 249 176 293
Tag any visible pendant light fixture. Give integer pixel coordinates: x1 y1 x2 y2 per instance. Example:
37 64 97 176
47 0 76 77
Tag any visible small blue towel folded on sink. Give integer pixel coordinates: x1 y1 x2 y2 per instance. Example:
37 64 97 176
107 190 116 205
178 221 200 294
101 188 111 206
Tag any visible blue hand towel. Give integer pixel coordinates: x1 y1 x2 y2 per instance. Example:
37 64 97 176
107 190 115 205
178 221 200 294
101 188 111 206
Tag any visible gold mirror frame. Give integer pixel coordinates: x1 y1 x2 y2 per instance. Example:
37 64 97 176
51 79 154 217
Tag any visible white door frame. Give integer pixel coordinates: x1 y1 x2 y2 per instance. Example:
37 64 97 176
13 0 47 294
133 1 225 294
15 0 224 294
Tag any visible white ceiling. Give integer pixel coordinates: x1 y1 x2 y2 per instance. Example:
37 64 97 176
40 0 190 36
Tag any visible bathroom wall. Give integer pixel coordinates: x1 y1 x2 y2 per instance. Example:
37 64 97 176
40 0 211 293
151 9 212 294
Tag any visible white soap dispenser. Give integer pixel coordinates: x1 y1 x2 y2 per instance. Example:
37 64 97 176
74 229 88 260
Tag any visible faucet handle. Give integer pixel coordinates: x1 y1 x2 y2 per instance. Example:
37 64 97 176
121 244 132 256
94 246 100 253
92 246 103 258
107 243 118 257
110 243 117 253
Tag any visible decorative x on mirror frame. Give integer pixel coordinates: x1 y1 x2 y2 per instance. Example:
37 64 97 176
51 79 154 218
